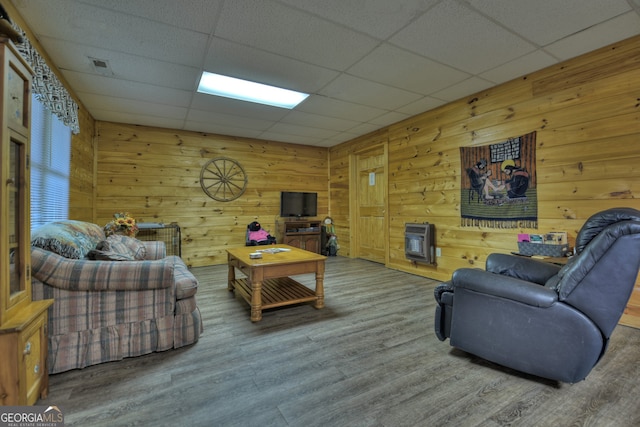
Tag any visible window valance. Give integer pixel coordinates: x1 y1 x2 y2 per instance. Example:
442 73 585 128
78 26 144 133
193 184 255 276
11 22 80 134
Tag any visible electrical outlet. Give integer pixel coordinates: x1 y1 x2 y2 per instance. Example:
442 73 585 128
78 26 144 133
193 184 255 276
436 247 442 257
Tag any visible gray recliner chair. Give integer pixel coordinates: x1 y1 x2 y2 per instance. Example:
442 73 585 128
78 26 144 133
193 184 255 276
434 207 640 383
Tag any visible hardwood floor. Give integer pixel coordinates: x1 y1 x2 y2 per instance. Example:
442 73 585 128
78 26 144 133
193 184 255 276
38 257 640 426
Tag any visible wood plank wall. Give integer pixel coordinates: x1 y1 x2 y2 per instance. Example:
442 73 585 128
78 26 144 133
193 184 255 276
329 35 640 328
94 123 328 267
68 109 95 222
11 0 639 327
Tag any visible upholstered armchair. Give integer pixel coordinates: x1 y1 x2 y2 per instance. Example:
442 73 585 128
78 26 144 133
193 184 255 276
434 208 640 383
29 220 203 374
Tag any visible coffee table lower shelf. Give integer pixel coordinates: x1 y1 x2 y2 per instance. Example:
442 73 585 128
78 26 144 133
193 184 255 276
230 277 318 310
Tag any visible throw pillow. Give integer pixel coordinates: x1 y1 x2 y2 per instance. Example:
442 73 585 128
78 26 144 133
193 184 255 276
31 220 105 259
87 249 135 261
103 234 147 260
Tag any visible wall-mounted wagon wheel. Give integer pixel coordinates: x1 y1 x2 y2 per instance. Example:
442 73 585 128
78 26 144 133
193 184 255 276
200 157 247 202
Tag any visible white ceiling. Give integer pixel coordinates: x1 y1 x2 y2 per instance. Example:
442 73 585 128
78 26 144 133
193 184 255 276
11 0 640 147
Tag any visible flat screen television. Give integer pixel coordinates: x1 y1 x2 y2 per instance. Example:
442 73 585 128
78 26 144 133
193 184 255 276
280 191 317 217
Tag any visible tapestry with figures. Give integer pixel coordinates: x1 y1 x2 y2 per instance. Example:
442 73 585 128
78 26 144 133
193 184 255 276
460 131 537 228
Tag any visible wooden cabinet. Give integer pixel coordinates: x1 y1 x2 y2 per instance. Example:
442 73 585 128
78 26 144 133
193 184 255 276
0 39 53 405
0 301 52 405
277 219 322 254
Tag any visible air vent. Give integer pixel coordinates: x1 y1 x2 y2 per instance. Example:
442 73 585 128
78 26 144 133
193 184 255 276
89 56 113 76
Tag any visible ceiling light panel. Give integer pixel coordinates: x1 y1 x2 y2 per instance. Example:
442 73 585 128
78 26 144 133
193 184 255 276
197 71 309 109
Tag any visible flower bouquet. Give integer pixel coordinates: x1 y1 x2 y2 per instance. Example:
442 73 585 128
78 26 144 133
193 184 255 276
104 212 139 237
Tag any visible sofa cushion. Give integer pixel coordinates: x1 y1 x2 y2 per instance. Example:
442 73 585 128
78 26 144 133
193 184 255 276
31 220 105 259
87 249 135 261
99 234 147 260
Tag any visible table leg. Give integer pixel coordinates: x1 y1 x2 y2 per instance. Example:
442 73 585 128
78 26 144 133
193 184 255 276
314 260 325 309
250 269 263 322
227 257 236 292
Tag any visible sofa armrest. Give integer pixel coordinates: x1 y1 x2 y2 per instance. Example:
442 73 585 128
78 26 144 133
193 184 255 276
31 247 175 291
143 241 167 260
485 253 562 285
452 268 558 308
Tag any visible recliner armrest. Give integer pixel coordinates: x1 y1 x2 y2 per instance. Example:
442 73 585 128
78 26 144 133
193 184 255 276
452 268 558 308
486 253 562 285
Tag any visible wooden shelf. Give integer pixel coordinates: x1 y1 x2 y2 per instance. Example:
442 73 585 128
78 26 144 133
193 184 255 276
230 277 318 310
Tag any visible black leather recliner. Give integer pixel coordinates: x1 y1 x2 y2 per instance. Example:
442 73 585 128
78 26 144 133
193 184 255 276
434 208 640 383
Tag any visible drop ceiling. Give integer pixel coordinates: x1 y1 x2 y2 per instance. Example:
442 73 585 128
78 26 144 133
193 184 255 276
11 0 640 147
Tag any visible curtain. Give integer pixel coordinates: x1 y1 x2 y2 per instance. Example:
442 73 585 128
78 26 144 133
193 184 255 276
11 21 80 134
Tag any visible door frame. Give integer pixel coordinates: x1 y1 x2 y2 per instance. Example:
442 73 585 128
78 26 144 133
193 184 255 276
349 140 389 265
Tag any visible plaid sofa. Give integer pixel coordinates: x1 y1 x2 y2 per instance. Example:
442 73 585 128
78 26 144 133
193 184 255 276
31 240 203 374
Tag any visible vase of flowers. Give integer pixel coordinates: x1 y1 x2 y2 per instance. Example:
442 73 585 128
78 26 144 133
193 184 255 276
104 212 139 237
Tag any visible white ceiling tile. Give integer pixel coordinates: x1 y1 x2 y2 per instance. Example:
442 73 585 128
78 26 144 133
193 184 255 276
479 50 558 84
186 109 275 131
280 111 361 132
296 96 387 122
13 0 640 147
202 38 339 93
430 77 495 102
396 96 447 116
61 71 193 107
79 0 225 34
90 110 186 130
319 74 423 109
214 0 379 70
390 1 537 73
348 44 470 95
266 122 341 139
345 122 387 135
38 38 201 90
367 111 412 127
470 0 632 46
79 93 188 119
277 0 440 39
16 0 209 66
189 93 290 122
544 11 640 60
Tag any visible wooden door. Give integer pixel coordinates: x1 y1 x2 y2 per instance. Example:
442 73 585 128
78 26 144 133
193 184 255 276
353 145 387 264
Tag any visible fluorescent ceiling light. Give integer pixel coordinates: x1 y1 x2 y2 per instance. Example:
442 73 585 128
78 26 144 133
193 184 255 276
197 71 309 109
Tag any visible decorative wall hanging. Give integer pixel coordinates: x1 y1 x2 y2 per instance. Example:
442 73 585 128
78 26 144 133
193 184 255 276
460 131 537 228
200 157 247 202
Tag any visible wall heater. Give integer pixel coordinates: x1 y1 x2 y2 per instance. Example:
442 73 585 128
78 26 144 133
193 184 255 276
405 222 435 264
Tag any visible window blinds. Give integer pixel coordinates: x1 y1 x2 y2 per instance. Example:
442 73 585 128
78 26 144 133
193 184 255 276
30 94 71 231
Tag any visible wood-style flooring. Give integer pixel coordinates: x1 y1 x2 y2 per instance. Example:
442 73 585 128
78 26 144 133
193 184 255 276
38 257 640 426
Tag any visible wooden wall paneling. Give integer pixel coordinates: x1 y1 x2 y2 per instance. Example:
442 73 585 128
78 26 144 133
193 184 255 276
68 108 96 222
329 35 640 327
95 122 329 267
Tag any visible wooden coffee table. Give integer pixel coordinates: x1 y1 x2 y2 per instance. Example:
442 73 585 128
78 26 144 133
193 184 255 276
227 245 327 321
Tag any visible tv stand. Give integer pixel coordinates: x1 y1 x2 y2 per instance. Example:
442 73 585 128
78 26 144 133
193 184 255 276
277 219 321 254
